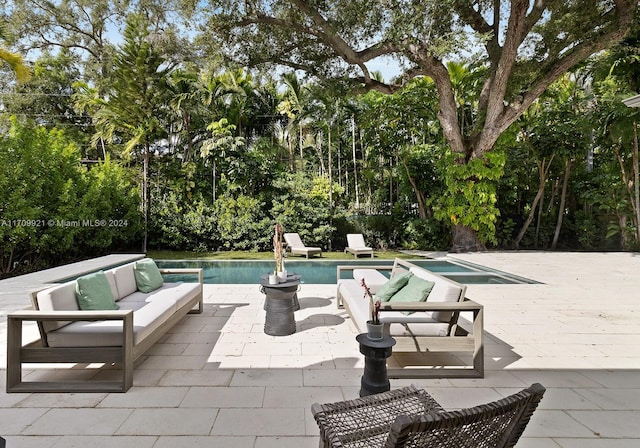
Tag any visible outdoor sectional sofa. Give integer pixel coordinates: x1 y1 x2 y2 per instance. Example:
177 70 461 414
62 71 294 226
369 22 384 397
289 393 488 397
6 258 203 393
337 258 484 378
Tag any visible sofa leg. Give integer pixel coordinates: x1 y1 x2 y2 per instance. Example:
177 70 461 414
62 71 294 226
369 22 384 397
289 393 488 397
6 315 23 393
188 296 204 314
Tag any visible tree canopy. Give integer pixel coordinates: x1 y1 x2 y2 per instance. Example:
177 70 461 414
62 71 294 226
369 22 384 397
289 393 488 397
206 0 638 249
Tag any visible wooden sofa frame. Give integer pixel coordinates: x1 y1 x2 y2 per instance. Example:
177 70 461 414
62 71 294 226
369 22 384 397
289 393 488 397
337 259 484 379
6 268 203 393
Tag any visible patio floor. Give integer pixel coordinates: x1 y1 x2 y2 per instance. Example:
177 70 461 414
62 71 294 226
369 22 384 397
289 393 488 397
1 251 640 447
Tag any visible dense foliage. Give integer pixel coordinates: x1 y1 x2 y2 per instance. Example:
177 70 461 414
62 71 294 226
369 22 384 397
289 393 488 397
1 2 640 276
0 118 141 275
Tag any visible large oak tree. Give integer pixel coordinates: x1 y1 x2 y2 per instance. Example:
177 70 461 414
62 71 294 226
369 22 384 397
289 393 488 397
206 0 638 250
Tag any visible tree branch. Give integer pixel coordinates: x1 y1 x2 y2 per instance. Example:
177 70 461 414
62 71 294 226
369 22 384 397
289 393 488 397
237 14 323 40
406 43 465 155
484 0 530 126
243 0 402 86
454 1 492 35
288 0 379 83
495 2 636 145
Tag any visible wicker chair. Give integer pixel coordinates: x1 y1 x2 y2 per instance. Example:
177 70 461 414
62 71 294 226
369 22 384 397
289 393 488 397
311 383 545 448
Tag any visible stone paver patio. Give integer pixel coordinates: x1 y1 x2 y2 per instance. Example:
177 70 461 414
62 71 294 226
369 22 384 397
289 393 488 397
1 251 639 447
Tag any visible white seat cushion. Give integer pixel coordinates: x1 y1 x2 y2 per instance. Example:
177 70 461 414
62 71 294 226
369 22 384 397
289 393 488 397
118 282 201 310
46 299 177 347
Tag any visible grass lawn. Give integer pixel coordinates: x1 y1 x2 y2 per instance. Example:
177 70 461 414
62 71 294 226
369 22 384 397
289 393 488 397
147 250 416 260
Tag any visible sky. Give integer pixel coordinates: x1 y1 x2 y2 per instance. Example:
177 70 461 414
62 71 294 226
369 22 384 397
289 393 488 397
365 56 404 83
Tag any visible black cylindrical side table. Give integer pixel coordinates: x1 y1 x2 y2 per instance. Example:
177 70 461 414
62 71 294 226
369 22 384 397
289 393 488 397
356 333 396 397
260 275 300 336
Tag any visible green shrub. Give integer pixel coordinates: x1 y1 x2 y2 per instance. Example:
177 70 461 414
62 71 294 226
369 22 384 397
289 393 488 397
214 193 272 250
0 118 142 275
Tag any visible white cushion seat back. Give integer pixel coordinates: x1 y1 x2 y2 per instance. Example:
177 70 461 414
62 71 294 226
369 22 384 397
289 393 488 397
35 282 79 333
352 269 389 293
108 264 138 300
409 267 465 322
35 271 120 333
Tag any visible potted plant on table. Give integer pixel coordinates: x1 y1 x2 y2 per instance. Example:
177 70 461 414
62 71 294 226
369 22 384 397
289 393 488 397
361 278 383 340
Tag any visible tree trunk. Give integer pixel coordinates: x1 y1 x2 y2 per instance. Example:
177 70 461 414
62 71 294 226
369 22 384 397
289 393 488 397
619 213 629 249
401 158 427 219
142 143 149 253
352 117 360 208
328 126 333 207
450 224 486 253
551 158 572 250
613 141 639 243
288 130 294 172
299 123 303 160
212 161 216 202
514 155 554 249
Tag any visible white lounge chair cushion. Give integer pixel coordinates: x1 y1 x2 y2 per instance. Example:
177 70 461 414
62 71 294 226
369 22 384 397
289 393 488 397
346 234 373 252
347 234 366 247
284 233 321 252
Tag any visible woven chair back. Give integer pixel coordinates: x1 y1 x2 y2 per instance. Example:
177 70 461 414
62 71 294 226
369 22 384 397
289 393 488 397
384 383 546 448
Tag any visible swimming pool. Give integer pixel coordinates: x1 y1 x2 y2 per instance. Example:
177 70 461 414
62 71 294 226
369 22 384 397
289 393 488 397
155 258 537 285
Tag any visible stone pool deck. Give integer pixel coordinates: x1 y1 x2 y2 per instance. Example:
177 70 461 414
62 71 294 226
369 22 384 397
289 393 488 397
1 251 640 447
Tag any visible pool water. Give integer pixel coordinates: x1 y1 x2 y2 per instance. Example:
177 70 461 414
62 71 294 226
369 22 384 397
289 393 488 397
155 259 537 285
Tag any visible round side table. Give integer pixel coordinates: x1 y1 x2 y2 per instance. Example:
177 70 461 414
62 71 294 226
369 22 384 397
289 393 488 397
260 275 301 336
356 333 396 397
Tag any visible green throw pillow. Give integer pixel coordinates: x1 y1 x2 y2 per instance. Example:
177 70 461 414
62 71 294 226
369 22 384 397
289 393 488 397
388 275 436 314
134 259 164 293
375 272 413 302
76 271 119 310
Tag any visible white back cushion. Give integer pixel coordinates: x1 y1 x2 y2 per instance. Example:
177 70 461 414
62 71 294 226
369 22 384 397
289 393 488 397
110 263 138 299
352 269 388 294
409 267 463 303
35 282 79 333
103 270 120 300
409 266 465 323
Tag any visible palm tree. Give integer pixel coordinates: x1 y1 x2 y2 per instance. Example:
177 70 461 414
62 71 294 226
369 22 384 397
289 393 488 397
75 14 172 251
277 72 312 170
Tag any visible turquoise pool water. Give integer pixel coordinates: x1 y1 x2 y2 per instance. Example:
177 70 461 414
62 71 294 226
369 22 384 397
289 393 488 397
155 259 537 285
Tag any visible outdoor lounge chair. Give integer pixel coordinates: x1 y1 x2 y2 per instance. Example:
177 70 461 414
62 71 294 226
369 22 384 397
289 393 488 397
312 383 546 448
283 232 322 258
345 233 374 258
